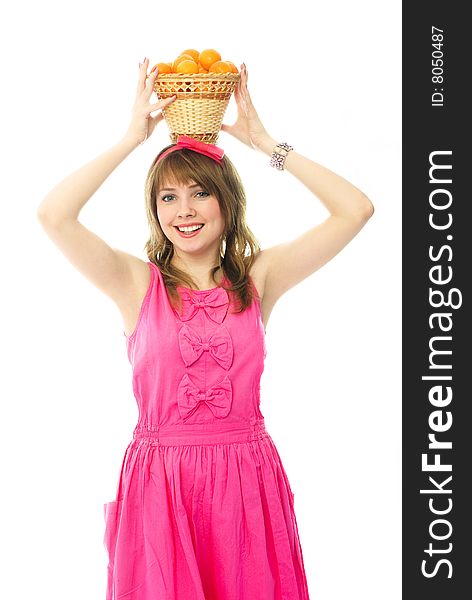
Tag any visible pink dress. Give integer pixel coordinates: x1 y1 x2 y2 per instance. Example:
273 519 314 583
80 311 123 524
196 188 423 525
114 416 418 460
103 261 311 599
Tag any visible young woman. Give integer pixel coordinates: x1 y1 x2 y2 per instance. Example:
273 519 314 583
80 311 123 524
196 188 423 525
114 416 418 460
38 57 374 599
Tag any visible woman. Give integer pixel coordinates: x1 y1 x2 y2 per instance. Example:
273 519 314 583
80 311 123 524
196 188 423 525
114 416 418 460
37 57 374 599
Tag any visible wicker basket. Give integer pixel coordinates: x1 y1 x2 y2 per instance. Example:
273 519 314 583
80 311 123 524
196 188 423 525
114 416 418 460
153 72 240 144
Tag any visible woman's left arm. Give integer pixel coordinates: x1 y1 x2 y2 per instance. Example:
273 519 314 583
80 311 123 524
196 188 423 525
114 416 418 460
255 134 374 302
222 63 374 304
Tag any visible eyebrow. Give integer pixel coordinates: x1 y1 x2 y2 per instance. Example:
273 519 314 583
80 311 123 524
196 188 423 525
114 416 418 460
159 183 201 192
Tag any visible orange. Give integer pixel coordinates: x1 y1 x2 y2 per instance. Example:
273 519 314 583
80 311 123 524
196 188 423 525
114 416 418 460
175 59 199 74
225 61 239 73
199 49 221 70
208 60 232 73
198 66 209 73
181 49 200 62
172 53 197 72
153 62 172 74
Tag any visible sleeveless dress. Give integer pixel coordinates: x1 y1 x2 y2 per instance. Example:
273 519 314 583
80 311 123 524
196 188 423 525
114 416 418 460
103 260 311 599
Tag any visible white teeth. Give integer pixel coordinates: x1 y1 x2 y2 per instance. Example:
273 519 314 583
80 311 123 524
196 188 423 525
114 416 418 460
177 224 203 232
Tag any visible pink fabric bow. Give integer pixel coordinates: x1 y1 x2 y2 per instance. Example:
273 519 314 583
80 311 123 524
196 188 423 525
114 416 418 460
157 135 225 164
178 323 234 369
177 373 233 421
177 287 229 324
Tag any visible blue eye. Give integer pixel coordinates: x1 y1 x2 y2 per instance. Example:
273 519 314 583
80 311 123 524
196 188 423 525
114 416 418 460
160 191 209 202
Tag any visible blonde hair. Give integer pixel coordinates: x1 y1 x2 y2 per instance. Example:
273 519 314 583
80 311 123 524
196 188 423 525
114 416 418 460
143 145 261 313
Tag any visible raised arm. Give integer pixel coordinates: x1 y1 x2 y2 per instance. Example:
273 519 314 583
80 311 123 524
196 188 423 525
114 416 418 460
221 63 374 306
252 134 374 302
37 58 176 307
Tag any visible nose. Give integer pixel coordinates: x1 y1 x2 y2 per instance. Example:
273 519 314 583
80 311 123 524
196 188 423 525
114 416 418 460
176 197 196 218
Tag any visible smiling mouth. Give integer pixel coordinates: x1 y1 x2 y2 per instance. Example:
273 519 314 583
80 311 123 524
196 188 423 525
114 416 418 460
174 224 205 236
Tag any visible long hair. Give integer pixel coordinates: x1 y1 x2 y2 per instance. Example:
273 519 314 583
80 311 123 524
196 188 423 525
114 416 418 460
143 144 261 313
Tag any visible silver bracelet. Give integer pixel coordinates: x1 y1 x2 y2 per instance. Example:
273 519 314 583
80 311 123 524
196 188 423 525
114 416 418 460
269 142 294 171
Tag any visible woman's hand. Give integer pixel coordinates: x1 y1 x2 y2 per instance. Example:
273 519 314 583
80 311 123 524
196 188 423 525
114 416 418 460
221 63 271 150
122 58 177 147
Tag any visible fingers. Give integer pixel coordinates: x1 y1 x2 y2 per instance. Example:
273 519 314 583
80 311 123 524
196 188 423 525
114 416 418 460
149 112 164 128
239 63 248 87
145 66 159 95
233 65 247 106
136 58 159 97
235 64 252 116
136 57 149 93
148 95 177 114
237 64 250 99
158 95 177 107
148 96 177 131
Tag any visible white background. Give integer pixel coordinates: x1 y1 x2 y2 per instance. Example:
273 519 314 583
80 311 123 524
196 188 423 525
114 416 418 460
1 1 401 598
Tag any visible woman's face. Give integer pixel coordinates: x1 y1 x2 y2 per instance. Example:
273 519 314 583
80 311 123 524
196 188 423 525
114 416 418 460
156 179 226 257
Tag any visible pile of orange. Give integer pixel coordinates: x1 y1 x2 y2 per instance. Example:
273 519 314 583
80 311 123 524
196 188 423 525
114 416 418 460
150 49 239 76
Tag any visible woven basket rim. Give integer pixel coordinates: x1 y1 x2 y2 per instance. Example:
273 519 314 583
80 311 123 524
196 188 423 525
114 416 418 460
155 72 240 80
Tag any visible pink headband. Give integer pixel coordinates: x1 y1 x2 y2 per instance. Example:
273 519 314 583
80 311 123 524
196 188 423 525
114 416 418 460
157 135 225 165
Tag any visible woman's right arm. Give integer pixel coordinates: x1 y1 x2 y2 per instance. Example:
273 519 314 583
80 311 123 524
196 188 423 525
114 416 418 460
37 137 139 225
36 137 144 306
37 58 176 308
